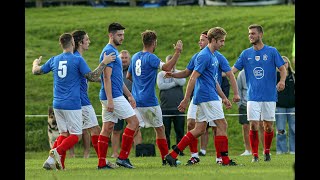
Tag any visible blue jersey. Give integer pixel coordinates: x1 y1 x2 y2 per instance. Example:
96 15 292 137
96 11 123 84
193 46 220 105
41 52 91 110
74 51 91 106
99 44 123 100
215 50 231 86
129 51 160 107
186 52 198 71
233 45 285 101
186 52 199 99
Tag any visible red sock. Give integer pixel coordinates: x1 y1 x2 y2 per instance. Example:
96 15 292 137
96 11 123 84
189 137 198 154
170 132 195 159
118 128 135 160
264 131 274 154
156 138 169 160
56 135 78 156
56 135 78 169
52 135 64 149
56 136 67 169
249 130 259 157
215 136 230 165
98 135 109 167
91 135 99 157
214 136 221 158
57 135 66 145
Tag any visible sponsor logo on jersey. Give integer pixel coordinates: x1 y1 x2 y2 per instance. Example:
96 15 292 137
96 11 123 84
253 67 264 79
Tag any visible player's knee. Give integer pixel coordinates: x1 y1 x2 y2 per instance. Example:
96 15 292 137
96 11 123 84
187 123 195 131
265 126 273 133
90 126 101 135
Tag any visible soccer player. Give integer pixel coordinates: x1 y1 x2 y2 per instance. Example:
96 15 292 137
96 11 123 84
127 30 183 165
232 24 287 162
164 31 207 165
32 32 116 170
97 22 140 169
165 30 240 165
111 50 143 158
69 30 102 160
165 27 238 167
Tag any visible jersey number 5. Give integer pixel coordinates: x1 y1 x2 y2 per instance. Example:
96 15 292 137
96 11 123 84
58 61 67 78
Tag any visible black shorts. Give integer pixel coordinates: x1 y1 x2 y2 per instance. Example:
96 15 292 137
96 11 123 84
239 105 249 125
114 119 125 131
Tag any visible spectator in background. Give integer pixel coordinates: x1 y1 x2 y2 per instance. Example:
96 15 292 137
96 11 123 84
157 54 186 156
237 69 265 156
236 69 251 156
275 56 295 155
111 50 142 158
221 72 230 98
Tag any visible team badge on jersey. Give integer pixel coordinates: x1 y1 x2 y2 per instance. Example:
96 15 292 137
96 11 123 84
263 54 268 61
255 56 260 61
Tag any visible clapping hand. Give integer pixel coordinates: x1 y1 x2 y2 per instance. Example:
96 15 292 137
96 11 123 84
173 40 183 53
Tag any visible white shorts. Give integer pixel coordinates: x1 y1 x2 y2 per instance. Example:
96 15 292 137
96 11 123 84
208 98 223 127
135 105 163 128
82 105 99 129
53 109 82 135
247 101 276 121
100 96 136 123
187 98 197 120
208 119 216 127
196 100 224 124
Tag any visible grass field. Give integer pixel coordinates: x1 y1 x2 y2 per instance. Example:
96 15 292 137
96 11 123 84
25 151 295 180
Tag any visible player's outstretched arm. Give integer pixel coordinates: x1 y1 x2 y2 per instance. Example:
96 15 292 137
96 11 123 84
165 69 191 79
32 56 44 75
85 52 115 82
162 40 183 71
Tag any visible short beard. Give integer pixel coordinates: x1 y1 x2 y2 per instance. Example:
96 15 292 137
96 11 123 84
114 39 121 46
251 38 260 45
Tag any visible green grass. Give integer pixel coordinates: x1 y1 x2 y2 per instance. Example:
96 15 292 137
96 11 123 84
25 5 295 116
25 151 295 180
